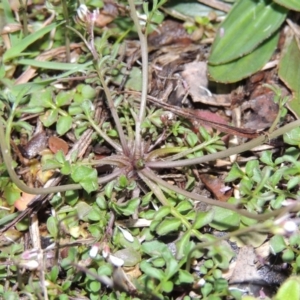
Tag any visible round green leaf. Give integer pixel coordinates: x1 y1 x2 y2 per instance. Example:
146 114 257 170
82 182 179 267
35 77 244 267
275 277 300 300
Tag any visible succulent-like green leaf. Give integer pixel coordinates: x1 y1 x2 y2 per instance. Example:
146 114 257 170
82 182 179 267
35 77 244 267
279 38 300 118
274 0 300 11
208 31 279 83
209 0 287 65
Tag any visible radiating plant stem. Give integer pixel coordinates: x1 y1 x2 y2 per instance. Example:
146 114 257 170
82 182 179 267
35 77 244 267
147 119 300 169
127 0 149 157
142 167 300 221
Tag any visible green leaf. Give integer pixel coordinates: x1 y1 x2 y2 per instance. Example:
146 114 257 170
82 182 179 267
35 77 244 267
225 163 244 182
164 254 179 279
156 218 182 235
49 265 59 282
273 0 300 11
209 0 287 65
47 216 58 238
40 109 58 127
161 280 173 293
208 32 279 83
193 210 215 230
153 206 171 220
81 85 97 99
105 181 115 199
89 281 101 293
30 88 53 108
279 38 300 117
177 269 194 284
284 127 300 145
71 166 98 193
270 235 286 254
140 261 165 281
210 207 240 230
3 22 62 62
56 91 72 107
282 248 295 262
57 115 72 135
141 240 169 256
54 150 66 164
245 159 260 178
260 150 275 166
18 59 87 71
186 132 198 147
175 200 193 214
175 232 193 260
112 198 140 216
275 277 300 300
76 201 92 221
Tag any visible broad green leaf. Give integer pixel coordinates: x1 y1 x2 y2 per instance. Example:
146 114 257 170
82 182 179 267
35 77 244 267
56 91 72 107
161 280 173 293
209 0 287 65
193 210 215 230
71 166 98 193
282 248 295 262
175 200 193 214
3 22 62 62
208 32 279 83
140 261 165 281
40 109 58 127
270 235 286 254
112 198 140 216
284 127 300 146
274 0 300 11
164 0 228 18
153 206 171 220
156 218 182 235
210 207 240 230
225 163 244 182
275 277 300 300
89 281 101 293
57 115 72 135
177 269 194 284
114 248 141 267
141 240 169 257
279 38 300 117
76 201 92 221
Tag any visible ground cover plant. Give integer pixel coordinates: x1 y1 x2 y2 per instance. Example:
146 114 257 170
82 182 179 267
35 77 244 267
1 0 300 299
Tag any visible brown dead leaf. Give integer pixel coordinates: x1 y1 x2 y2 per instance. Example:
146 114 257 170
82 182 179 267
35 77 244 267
199 174 232 201
242 93 279 130
14 192 36 211
182 61 231 106
148 20 192 51
49 136 69 155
